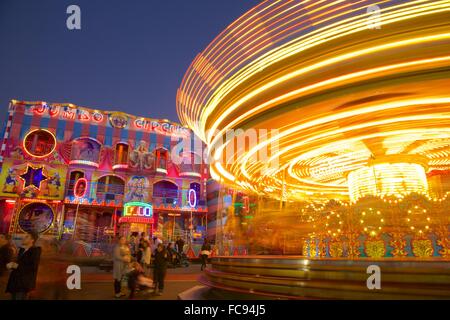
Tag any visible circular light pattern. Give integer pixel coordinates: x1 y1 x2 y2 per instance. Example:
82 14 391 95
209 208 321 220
177 0 450 201
23 129 57 158
74 177 88 198
188 188 197 208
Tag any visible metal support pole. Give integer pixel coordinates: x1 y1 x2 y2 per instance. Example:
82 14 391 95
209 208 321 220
172 214 176 242
11 197 22 238
190 210 193 241
58 203 66 240
72 201 81 240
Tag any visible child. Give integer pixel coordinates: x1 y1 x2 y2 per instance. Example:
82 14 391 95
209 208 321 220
153 243 168 296
127 262 154 299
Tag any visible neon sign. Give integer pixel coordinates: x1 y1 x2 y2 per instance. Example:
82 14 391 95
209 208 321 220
134 118 190 136
124 202 153 218
19 165 48 190
23 129 57 158
243 196 249 213
25 103 188 137
30 104 104 123
74 178 88 198
188 189 197 208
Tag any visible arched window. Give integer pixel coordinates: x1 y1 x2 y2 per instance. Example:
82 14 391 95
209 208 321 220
155 148 168 174
113 143 129 169
67 171 84 196
96 175 125 201
70 137 101 167
153 180 178 203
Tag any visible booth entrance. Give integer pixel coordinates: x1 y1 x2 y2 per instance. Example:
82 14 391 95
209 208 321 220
118 202 153 238
119 218 153 238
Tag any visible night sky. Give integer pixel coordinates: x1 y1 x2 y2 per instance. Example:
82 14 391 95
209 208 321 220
0 0 261 127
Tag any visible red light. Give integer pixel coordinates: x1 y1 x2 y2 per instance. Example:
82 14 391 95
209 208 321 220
74 178 88 198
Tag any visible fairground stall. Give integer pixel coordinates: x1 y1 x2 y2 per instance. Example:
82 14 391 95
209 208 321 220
118 201 154 237
0 100 209 254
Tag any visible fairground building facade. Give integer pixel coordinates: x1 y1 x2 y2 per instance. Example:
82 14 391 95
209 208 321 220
0 100 210 255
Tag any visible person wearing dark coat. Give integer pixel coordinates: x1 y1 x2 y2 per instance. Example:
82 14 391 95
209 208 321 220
200 238 211 271
0 233 14 299
0 233 14 276
6 231 41 300
153 243 168 295
176 237 185 254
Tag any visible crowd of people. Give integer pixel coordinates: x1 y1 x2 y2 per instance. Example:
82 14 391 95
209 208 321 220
0 230 212 300
113 232 209 299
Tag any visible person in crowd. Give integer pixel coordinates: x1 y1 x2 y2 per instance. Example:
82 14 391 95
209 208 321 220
129 232 138 258
153 243 168 295
200 238 211 271
151 236 162 259
33 239 69 300
150 237 156 261
141 240 151 277
6 231 41 300
136 237 145 263
176 237 185 254
166 242 176 264
153 235 162 246
140 232 148 241
127 262 153 299
0 233 14 298
113 236 131 298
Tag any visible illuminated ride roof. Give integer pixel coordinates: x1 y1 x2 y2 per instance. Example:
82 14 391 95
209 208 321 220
177 0 450 201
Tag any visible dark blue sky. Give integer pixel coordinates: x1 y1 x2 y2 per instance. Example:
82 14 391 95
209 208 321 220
0 0 261 126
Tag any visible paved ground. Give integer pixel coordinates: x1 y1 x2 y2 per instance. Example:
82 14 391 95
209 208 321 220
1 263 204 300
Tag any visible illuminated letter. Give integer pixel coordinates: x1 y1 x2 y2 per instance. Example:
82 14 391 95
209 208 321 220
63 107 76 120
135 119 144 129
92 112 103 122
33 104 46 115
48 105 60 117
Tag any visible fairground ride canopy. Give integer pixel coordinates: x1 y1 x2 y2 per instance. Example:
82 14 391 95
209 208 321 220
177 0 450 202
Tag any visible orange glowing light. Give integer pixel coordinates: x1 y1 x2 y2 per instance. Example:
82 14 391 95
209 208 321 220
177 0 450 202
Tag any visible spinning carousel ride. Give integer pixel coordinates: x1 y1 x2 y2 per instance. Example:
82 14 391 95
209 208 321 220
177 0 450 298
177 0 450 202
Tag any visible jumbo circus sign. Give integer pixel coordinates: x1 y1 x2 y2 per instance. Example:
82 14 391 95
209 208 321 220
24 103 190 137
28 104 105 123
134 118 190 136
